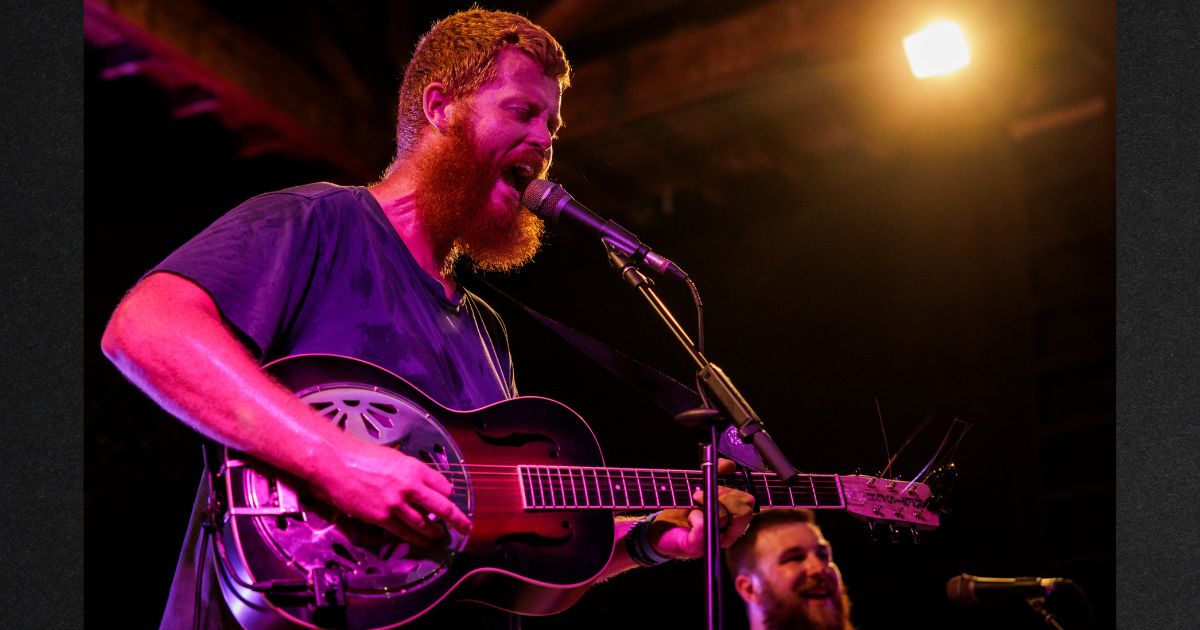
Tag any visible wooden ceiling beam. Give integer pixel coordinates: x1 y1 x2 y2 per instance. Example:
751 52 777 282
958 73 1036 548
559 0 863 141
83 0 387 179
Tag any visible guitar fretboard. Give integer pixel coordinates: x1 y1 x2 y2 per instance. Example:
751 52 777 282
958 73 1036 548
517 466 845 511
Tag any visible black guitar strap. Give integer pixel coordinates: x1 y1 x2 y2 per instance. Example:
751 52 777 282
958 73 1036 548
467 278 766 472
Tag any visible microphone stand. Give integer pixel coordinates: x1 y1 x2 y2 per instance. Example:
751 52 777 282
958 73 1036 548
1024 596 1066 630
604 245 800 630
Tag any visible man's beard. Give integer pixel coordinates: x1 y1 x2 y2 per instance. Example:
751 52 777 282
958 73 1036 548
760 581 853 630
411 113 546 276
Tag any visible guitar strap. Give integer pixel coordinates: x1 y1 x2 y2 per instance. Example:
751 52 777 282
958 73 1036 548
467 278 766 472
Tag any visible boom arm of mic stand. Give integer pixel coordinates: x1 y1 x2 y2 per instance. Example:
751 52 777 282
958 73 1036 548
604 243 801 482
697 365 799 483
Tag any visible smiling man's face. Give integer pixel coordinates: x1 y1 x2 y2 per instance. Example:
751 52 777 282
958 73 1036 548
739 522 852 630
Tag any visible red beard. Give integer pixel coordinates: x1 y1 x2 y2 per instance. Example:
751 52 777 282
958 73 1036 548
410 114 546 276
761 579 854 630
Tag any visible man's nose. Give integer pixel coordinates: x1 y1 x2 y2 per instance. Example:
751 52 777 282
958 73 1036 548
801 555 827 576
527 124 553 152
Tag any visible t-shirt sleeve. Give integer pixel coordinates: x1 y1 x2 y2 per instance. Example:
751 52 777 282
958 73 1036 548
150 192 324 359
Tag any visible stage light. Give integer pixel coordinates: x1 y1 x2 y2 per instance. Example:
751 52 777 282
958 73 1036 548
904 21 971 79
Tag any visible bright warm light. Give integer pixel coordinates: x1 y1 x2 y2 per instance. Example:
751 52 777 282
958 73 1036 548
904 21 971 79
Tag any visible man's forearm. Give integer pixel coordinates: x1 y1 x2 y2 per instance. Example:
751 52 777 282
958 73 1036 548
100 273 356 485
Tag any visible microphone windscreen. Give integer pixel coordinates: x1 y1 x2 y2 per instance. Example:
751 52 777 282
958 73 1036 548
521 179 567 221
945 574 976 605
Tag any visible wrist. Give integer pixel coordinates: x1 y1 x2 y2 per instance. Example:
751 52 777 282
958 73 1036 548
625 512 673 567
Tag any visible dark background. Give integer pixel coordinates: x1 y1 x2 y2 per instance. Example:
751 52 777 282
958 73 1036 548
85 1 1114 628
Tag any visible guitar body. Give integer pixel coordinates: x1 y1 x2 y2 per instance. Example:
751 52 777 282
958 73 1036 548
211 354 615 630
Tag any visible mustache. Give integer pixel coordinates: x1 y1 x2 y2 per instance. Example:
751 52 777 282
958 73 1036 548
794 574 838 596
502 149 551 178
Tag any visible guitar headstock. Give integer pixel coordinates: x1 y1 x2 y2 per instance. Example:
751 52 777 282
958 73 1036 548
838 475 941 537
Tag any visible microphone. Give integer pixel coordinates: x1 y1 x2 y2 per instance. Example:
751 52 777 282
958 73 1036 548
522 179 686 279
945 574 1072 605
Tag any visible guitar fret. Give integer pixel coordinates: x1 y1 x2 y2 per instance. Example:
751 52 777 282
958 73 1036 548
618 469 630 508
610 469 619 508
522 466 533 508
831 476 847 509
561 467 571 507
592 468 602 507
688 471 698 506
551 466 561 508
592 468 604 507
665 471 675 507
603 469 614 507
530 468 539 508
611 468 620 508
556 465 566 506
537 466 547 508
772 477 792 506
651 470 661 507
634 470 646 508
670 471 689 507
558 467 568 508
817 475 844 508
649 471 658 507
568 467 579 507
625 469 633 508
576 465 585 506
517 466 526 508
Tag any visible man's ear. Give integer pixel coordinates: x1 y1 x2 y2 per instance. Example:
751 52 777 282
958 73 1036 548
422 82 452 132
734 572 760 605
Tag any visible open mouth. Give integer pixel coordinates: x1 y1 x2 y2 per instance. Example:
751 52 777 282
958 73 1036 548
500 163 536 196
796 581 835 599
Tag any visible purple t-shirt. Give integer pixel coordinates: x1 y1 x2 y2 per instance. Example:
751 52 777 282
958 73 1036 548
153 182 517 629
154 181 516 409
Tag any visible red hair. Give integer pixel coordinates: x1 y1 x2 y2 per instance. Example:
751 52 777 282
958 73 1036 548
394 8 571 159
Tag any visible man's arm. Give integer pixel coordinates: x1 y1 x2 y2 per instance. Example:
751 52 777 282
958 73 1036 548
101 272 471 543
593 463 755 581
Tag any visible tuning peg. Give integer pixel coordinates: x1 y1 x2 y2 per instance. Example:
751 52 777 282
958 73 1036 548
908 527 921 545
867 521 883 542
887 524 900 544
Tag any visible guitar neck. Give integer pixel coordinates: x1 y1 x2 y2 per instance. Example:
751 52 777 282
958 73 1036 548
517 465 846 511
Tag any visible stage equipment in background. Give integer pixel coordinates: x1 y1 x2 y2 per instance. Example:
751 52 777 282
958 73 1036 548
946 573 1092 629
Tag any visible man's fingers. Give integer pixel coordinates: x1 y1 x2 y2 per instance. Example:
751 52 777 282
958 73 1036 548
717 457 736 474
412 486 473 534
419 465 454 495
393 502 447 540
686 508 706 550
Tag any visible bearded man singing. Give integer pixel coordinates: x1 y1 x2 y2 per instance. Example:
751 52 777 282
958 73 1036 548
101 8 753 630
